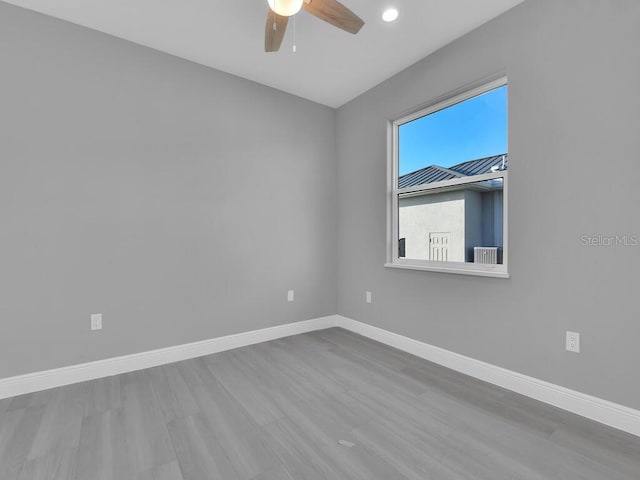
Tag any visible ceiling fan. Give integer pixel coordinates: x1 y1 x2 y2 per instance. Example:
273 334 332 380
265 0 364 52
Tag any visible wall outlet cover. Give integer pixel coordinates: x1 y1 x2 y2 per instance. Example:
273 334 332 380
287 290 294 302
566 331 580 353
365 291 372 304
91 313 102 331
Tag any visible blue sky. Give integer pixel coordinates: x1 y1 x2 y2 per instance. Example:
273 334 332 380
398 85 507 175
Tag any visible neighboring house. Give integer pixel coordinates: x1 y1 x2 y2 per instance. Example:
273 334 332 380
398 154 507 263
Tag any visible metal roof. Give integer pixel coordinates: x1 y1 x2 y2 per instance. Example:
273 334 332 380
399 154 507 188
398 165 460 188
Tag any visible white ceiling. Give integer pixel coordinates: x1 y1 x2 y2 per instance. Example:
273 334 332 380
3 0 524 107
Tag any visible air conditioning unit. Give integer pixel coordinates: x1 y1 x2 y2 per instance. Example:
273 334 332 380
474 247 500 265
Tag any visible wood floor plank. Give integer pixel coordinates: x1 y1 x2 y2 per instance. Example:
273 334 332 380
345 383 456 440
75 408 134 480
417 383 553 445
253 339 353 397
450 423 632 480
274 334 348 371
7 387 59 412
237 343 317 390
549 427 640 479
148 365 200 424
179 358 279 479
203 350 286 426
265 390 407 480
351 419 466 480
121 371 177 475
0 409 27 458
262 417 354 479
166 414 240 480
312 327 424 372
17 448 76 480
27 384 84 460
249 464 295 480
0 397 12 416
81 376 122 418
137 460 184 480
0 407 46 480
405 364 559 437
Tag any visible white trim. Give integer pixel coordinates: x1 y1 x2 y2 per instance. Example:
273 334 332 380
0 315 338 400
384 262 510 278
389 113 400 266
335 315 640 438
394 76 508 127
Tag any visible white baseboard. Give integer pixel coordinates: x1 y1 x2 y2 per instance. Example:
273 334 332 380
0 315 338 400
335 315 640 438
2 313 638 438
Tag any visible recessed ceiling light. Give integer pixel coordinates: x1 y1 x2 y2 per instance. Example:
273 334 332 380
382 8 399 22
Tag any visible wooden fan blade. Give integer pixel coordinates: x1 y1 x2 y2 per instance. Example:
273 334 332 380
302 0 364 34
265 9 289 52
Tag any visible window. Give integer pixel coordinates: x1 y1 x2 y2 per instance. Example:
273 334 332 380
386 78 509 278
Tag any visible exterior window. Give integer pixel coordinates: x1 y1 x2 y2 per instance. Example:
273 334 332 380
386 78 509 278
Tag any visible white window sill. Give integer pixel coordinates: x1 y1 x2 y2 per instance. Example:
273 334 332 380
384 262 510 279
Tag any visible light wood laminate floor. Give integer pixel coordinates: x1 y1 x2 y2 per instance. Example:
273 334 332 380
1 327 639 479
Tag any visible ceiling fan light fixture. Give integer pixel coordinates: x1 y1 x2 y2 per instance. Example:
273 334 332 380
267 0 304 17
382 8 399 22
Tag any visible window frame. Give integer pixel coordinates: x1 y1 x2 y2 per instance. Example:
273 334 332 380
385 77 509 279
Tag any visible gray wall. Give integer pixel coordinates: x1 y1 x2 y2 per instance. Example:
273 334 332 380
336 0 640 410
0 3 337 378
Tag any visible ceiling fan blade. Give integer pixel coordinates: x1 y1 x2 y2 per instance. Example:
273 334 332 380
302 0 364 34
265 9 289 52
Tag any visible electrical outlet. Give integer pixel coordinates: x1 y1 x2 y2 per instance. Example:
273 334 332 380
91 313 102 331
566 331 580 353
365 291 372 304
287 290 294 302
